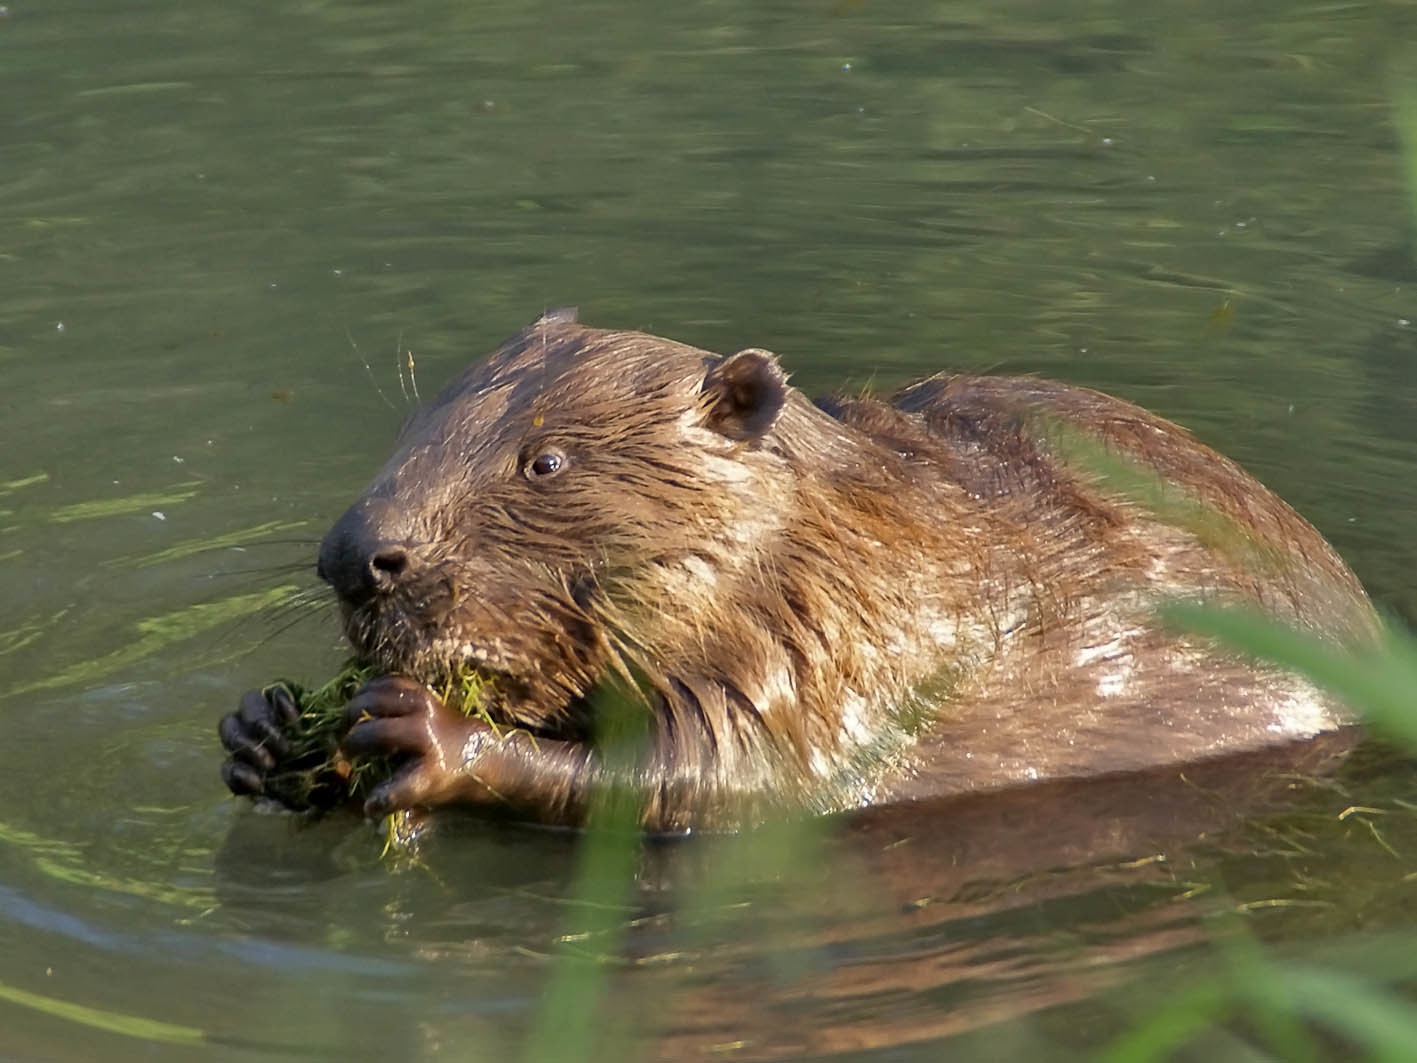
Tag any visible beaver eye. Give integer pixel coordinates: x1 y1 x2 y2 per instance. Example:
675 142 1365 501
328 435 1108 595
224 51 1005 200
524 448 566 481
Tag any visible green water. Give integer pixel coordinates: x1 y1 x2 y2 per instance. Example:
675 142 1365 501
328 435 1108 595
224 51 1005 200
3 1 1417 1058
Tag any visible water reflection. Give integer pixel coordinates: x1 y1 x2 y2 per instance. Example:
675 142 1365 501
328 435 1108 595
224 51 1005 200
199 731 1412 1060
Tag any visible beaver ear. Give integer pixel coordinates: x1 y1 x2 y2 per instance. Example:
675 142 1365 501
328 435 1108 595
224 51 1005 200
702 348 788 441
526 306 578 328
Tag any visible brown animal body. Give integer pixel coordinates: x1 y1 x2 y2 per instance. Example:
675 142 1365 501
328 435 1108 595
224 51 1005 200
220 310 1376 831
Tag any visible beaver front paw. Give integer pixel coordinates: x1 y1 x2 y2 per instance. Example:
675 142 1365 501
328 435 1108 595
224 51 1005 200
340 675 494 818
219 685 346 812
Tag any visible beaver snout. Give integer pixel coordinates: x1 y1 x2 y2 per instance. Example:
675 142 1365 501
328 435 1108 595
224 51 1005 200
317 498 418 606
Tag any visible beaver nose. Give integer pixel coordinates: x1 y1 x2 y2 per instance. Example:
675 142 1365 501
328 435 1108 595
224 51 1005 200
317 498 417 605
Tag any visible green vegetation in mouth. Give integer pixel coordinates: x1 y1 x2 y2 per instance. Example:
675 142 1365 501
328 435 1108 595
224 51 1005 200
259 660 496 812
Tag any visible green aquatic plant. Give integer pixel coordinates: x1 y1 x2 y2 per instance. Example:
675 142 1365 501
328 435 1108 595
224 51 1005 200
1096 604 1417 1062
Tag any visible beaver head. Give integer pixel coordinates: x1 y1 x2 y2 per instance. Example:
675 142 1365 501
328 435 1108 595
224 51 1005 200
316 309 847 738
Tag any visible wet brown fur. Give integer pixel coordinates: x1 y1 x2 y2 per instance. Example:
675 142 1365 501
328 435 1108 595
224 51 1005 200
314 311 1376 830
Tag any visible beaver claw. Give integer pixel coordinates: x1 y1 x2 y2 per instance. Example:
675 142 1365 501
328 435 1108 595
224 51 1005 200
220 676 494 818
341 675 490 817
219 684 343 811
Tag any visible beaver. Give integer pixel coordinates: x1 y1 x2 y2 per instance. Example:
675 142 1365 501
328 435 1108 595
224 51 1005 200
219 309 1376 831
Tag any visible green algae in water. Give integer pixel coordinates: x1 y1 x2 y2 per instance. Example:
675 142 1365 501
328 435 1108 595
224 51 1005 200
260 660 494 812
